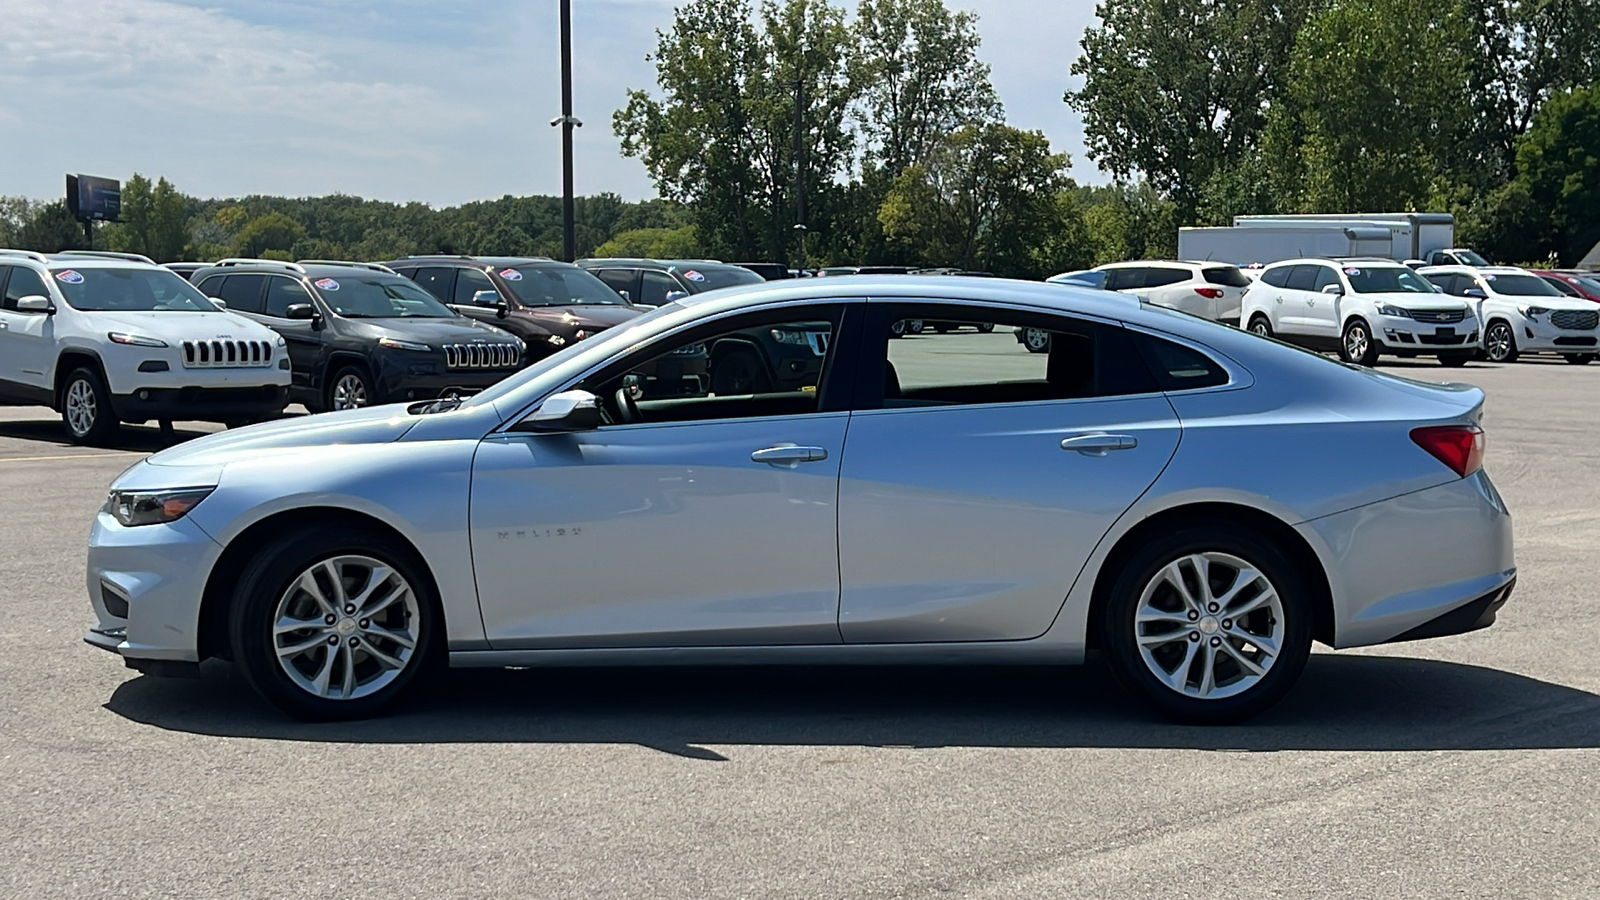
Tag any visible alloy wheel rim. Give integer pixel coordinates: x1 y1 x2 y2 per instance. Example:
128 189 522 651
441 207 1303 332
1345 325 1368 360
272 555 420 701
65 380 96 436
1134 552 1285 700
1487 325 1511 361
1025 328 1049 350
333 374 368 410
1251 321 1269 336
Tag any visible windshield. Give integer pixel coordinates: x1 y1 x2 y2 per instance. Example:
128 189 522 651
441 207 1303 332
1455 249 1491 266
463 304 672 409
1345 266 1439 294
501 266 628 306
315 276 458 318
49 267 217 312
677 266 764 291
1485 273 1562 297
1578 276 1600 295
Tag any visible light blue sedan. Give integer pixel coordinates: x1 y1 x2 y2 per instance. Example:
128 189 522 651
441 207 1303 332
85 276 1515 723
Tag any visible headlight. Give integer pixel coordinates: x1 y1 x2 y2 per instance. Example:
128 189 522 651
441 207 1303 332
378 337 431 352
1375 304 1411 318
108 332 168 347
770 328 810 345
275 335 287 347
104 488 214 527
1519 305 1549 318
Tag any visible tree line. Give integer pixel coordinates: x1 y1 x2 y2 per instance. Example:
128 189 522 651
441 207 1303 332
4 0 1594 273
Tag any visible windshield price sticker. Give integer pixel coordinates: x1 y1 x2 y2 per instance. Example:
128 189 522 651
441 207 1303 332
55 269 84 284
314 278 340 291
683 270 706 282
499 268 523 281
1345 267 1361 276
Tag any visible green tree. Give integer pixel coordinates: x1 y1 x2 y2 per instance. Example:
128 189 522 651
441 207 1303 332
878 123 1072 277
18 201 88 252
592 226 705 259
0 197 41 248
615 0 857 263
1513 85 1600 265
231 212 307 257
1265 0 1472 213
1067 0 1316 222
1079 182 1179 264
108 174 191 262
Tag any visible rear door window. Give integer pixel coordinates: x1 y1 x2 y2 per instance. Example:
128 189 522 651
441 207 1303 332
217 274 267 313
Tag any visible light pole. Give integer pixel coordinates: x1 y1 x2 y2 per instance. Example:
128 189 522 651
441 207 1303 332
550 0 582 262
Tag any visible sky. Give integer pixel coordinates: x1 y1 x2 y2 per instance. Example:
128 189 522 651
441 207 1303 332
0 0 1101 207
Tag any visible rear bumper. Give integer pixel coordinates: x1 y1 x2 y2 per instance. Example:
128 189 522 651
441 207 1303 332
1297 469 1516 648
111 385 290 423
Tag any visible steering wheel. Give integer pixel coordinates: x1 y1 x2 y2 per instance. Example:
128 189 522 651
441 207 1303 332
613 387 640 424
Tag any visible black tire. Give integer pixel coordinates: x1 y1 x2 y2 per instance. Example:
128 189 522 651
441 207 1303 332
327 364 374 411
1562 353 1595 365
1437 351 1472 367
228 524 440 721
60 366 120 446
1484 321 1518 363
1340 318 1380 366
976 323 995 334
709 348 770 395
1247 315 1273 339
1020 327 1052 353
1102 523 1313 724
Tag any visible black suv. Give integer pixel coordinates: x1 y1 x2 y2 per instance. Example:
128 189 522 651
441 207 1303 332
577 258 765 307
385 256 643 357
192 259 524 411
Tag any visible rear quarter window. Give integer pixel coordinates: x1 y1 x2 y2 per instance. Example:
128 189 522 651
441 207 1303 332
1203 266 1251 288
1134 333 1231 391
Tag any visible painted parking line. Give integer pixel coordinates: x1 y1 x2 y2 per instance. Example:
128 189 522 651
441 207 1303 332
0 452 137 463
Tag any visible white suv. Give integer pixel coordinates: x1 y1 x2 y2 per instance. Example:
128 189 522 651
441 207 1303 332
1069 260 1252 324
0 250 291 443
1241 258 1479 367
1421 265 1600 364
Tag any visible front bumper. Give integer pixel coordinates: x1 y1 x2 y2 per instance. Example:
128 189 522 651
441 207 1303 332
371 358 517 404
1512 318 1599 352
1376 315 1479 353
111 384 290 423
83 509 221 664
1297 468 1516 648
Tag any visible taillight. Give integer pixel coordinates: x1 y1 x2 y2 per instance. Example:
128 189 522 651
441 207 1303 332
1194 287 1224 298
1411 424 1484 477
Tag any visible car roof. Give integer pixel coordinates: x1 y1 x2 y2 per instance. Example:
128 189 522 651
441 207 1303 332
577 258 745 272
1264 257 1407 268
189 259 407 279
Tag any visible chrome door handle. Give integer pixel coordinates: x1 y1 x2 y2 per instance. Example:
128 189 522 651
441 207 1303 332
1061 433 1138 456
751 445 828 465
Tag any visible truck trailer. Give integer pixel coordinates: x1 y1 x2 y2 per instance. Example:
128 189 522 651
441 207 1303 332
1177 212 1462 266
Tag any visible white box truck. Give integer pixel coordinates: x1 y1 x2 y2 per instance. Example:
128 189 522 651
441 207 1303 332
1177 213 1474 267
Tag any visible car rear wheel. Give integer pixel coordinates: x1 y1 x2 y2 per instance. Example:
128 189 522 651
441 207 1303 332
1247 316 1272 339
1020 327 1051 353
61 367 119 446
1484 321 1518 363
1102 523 1312 724
328 365 373 411
1340 319 1380 366
976 323 995 333
228 525 438 721
1562 353 1595 365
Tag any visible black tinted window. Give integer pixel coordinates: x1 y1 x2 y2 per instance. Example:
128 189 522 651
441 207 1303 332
1284 265 1318 291
196 275 224 296
3 267 50 310
1103 268 1143 291
1135 333 1230 391
595 269 637 300
453 268 497 305
1202 266 1250 288
217 274 266 313
1544 276 1581 297
411 267 455 301
1312 266 1341 291
263 276 313 317
1261 266 1292 288
640 271 682 306
1144 267 1190 288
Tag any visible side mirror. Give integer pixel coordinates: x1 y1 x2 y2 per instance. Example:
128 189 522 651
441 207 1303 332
284 303 318 321
473 290 509 319
209 297 228 310
1321 283 1344 296
15 295 53 314
512 389 602 433
1464 287 1486 299
618 289 631 304
665 291 689 303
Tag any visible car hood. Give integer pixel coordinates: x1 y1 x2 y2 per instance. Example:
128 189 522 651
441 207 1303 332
1359 293 1472 311
86 310 281 342
142 404 419 470
351 317 518 342
1489 294 1598 311
523 305 643 328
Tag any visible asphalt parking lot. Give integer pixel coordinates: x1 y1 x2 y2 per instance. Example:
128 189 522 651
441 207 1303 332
3 345 1599 899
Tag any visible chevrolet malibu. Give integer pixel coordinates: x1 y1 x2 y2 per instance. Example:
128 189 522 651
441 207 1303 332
85 277 1516 723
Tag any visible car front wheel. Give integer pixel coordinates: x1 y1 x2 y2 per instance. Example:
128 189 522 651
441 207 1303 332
1340 319 1380 366
1248 316 1272 338
329 365 374 411
1484 321 1518 363
1020 327 1051 353
1102 523 1312 724
228 525 437 720
61 366 119 446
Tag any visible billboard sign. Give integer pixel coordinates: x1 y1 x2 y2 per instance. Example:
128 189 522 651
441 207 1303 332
66 174 121 222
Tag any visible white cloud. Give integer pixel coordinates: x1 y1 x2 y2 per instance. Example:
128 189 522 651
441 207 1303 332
0 0 1103 205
